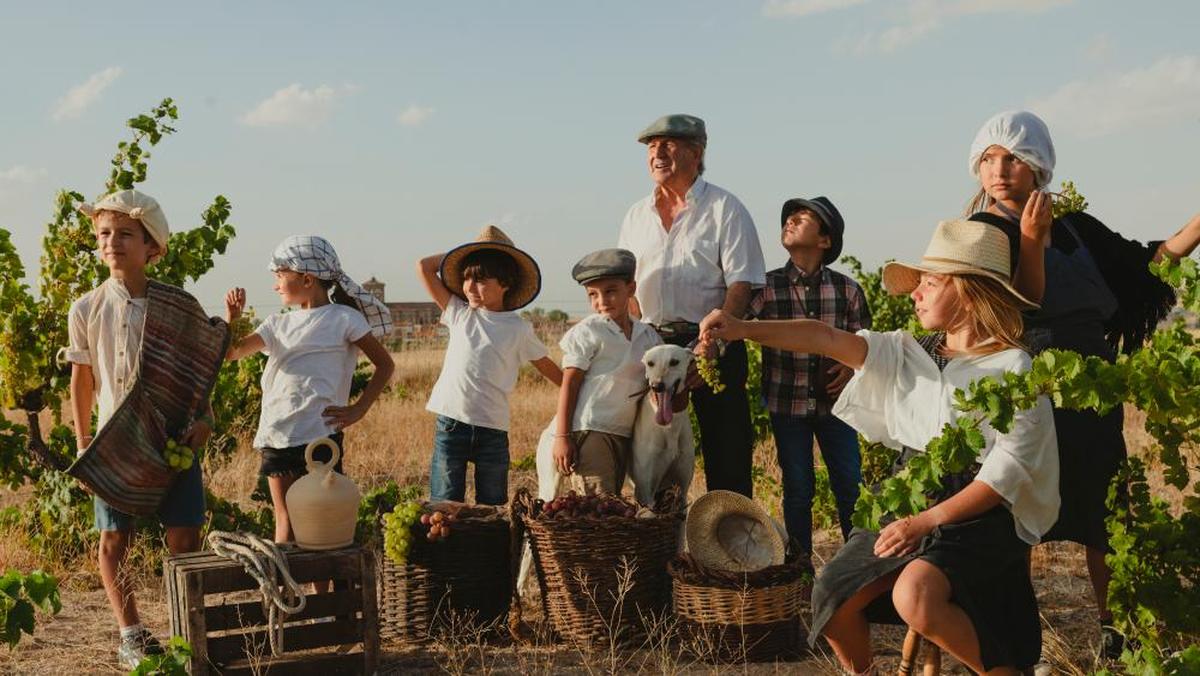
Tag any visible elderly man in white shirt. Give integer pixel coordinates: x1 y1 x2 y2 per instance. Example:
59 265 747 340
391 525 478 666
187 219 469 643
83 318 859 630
618 113 766 497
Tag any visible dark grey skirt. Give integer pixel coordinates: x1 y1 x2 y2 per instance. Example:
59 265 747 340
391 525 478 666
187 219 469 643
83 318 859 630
809 506 1040 671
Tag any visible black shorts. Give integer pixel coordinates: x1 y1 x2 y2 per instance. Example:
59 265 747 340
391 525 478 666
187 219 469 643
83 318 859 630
259 432 345 477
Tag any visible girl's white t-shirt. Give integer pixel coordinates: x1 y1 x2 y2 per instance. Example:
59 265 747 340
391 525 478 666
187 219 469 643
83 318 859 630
253 304 370 449
425 296 548 431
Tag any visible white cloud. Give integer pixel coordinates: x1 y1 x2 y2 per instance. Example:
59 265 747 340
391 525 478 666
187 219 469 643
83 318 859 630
51 66 122 121
838 0 1072 54
396 105 435 127
239 83 358 130
0 166 48 184
1029 55 1200 138
762 0 870 18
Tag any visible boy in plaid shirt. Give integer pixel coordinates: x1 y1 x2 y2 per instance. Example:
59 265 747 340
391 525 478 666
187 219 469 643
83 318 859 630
748 196 870 557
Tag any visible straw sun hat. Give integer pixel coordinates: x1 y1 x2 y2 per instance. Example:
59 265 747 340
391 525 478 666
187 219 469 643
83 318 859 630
881 219 1039 310
439 225 542 311
685 490 786 572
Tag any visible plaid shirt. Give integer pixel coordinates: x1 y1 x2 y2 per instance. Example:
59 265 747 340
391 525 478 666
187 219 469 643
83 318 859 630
749 262 871 417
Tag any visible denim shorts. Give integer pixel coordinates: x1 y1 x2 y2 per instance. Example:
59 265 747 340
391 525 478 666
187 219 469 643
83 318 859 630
259 432 346 477
94 458 206 531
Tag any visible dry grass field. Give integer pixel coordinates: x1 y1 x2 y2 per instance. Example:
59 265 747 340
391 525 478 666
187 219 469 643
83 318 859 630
0 342 1147 674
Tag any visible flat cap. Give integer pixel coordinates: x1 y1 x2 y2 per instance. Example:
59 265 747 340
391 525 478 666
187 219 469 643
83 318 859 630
636 114 707 145
572 248 637 285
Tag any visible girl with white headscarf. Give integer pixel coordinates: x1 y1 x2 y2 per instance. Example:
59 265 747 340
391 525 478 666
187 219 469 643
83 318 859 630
222 235 396 547
964 110 1200 657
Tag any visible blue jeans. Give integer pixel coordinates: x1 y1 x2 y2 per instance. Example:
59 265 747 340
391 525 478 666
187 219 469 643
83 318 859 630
430 415 509 505
770 413 862 554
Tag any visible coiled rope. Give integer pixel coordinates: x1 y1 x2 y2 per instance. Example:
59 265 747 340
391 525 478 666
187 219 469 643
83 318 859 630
206 531 307 656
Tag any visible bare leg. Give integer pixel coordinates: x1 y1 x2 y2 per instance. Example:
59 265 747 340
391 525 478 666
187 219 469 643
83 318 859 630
821 569 901 673
99 529 139 628
1086 547 1113 621
269 474 329 593
268 474 301 543
165 526 201 555
892 560 1020 675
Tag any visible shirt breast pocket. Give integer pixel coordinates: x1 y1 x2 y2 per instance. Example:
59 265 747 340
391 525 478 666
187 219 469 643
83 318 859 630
684 237 721 274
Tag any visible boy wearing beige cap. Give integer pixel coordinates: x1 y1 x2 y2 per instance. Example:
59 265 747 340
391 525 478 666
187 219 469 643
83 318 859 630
65 189 212 668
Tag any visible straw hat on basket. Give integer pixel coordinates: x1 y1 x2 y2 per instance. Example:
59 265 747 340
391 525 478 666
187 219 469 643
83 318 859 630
881 218 1038 310
439 225 542 311
685 490 786 572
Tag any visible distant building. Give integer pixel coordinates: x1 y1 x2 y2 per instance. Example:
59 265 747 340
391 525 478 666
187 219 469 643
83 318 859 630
363 277 444 339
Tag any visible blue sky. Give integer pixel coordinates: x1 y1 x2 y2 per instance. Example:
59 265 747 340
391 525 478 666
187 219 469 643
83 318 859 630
2 1 1198 316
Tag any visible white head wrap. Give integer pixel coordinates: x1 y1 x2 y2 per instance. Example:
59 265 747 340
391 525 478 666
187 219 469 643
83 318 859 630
79 189 170 264
269 235 394 339
968 110 1057 189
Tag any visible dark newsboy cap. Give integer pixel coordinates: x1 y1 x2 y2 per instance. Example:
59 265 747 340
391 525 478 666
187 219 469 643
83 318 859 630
781 196 845 265
637 114 707 145
572 248 637 284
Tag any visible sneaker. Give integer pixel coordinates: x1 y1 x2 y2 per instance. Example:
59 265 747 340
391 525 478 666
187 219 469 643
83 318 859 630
1100 624 1126 660
117 629 164 670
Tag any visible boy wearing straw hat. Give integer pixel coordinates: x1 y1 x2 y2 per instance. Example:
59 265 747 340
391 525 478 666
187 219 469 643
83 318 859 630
65 190 212 668
417 226 562 505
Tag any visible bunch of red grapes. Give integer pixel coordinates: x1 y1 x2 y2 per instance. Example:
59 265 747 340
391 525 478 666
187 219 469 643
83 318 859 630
536 491 639 520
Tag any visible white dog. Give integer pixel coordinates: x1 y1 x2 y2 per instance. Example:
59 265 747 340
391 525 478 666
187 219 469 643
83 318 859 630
628 344 695 506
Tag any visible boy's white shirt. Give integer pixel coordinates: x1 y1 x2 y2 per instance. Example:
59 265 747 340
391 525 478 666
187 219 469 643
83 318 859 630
253 304 370 449
557 313 662 437
66 278 148 427
832 329 1061 546
426 296 549 432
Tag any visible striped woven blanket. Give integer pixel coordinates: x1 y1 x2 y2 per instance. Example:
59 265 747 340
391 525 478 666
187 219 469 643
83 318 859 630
69 280 230 516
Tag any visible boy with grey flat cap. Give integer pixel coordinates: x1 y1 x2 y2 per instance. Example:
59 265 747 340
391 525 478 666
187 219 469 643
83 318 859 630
536 248 669 497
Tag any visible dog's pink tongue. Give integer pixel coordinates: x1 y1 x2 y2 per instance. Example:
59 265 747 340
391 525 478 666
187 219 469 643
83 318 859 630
655 391 673 426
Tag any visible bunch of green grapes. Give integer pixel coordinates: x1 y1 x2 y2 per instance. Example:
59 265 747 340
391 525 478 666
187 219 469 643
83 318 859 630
229 314 255 343
383 500 423 565
163 439 194 471
1051 180 1088 219
696 356 725 393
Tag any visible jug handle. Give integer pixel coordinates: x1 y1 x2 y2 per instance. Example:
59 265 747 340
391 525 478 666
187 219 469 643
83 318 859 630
304 437 341 472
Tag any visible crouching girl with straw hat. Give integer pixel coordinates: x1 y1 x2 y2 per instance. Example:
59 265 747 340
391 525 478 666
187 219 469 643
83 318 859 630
699 220 1060 675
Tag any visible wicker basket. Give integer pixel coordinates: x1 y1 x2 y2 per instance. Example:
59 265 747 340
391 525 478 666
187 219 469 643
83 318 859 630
377 502 511 642
512 487 683 646
669 553 810 662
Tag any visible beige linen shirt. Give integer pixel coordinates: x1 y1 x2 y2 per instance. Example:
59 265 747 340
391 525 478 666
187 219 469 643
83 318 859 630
66 278 148 428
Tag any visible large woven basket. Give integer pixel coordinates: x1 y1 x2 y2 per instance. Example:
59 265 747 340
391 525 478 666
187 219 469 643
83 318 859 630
669 553 810 662
512 487 683 646
377 502 511 642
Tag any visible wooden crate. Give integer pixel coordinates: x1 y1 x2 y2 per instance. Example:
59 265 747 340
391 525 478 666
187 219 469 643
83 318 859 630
164 546 379 675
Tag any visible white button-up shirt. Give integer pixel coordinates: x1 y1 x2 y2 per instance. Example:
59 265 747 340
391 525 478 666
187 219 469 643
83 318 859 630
618 178 766 325
559 314 662 437
833 330 1060 545
66 278 148 427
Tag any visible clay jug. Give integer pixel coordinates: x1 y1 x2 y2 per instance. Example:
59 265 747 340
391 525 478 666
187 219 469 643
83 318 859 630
285 438 361 550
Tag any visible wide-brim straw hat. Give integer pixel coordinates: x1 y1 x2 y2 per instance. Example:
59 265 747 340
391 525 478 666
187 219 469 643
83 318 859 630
881 219 1039 310
685 490 786 572
439 225 542 311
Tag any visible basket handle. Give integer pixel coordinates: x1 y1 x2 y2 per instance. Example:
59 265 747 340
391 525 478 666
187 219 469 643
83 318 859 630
507 488 531 641
304 437 341 472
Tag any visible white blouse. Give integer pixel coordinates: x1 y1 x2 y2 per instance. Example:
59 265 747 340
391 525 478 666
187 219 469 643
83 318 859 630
832 330 1060 545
